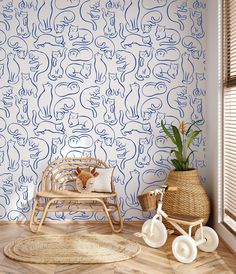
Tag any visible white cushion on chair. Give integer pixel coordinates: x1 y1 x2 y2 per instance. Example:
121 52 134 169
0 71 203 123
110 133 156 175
92 167 114 193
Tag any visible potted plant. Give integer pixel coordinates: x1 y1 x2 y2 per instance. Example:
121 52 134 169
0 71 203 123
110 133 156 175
161 120 210 229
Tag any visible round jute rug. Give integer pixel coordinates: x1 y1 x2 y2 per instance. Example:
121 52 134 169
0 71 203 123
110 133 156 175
4 234 141 264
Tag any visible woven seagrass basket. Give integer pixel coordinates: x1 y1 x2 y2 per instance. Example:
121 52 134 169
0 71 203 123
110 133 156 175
163 169 210 234
138 192 157 211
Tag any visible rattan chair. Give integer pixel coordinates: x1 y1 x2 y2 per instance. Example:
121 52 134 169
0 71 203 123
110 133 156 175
29 157 123 233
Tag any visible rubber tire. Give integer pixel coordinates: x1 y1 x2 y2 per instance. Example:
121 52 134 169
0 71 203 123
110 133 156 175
194 226 219 252
172 236 197 264
141 219 167 248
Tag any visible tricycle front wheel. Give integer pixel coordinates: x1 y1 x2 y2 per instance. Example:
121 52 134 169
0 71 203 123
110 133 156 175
142 219 167 248
194 226 219 252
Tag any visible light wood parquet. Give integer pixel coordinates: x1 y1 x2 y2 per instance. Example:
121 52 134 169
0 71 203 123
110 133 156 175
0 222 235 274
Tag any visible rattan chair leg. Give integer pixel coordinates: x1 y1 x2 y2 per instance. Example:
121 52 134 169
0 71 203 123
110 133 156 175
35 199 53 232
98 198 123 233
29 197 39 233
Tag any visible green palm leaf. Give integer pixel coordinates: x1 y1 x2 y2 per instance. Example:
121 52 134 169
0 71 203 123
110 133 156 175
186 120 202 136
171 125 183 153
186 130 201 148
161 120 176 144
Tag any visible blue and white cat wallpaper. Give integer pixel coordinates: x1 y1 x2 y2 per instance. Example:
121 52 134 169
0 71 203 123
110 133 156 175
0 0 207 221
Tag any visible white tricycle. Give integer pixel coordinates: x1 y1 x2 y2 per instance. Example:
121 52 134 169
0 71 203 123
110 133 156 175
139 185 219 264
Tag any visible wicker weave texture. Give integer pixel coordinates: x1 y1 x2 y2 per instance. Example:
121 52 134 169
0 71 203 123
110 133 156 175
163 169 210 229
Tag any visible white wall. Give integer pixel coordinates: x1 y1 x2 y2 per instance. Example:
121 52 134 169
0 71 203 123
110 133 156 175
0 0 207 222
206 0 236 252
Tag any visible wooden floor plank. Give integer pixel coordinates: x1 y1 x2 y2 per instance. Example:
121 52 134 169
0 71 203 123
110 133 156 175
0 222 235 274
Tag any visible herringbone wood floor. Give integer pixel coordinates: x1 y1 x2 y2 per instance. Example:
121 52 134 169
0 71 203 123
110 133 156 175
0 222 235 274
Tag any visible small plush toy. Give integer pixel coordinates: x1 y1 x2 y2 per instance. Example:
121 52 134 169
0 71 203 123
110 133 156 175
75 167 99 193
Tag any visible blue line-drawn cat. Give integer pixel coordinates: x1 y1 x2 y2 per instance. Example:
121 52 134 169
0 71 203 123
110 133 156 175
124 0 140 33
190 9 205 38
102 95 117 125
155 111 180 132
7 36 28 59
66 62 91 83
141 11 162 33
142 0 167 9
193 73 206 96
155 47 181 62
37 82 53 120
29 50 49 82
94 52 107 84
155 135 175 150
37 0 53 33
189 95 204 122
7 123 28 146
119 110 152 136
116 137 136 169
125 169 140 207
155 24 181 46
120 23 152 48
28 137 49 169
125 82 140 120
153 62 179 83
19 73 38 97
55 0 80 10
142 169 168 184
0 47 6 61
153 150 172 170
141 97 162 121
68 25 94 46
0 9 11 31
136 47 153 81
95 36 115 59
15 9 30 38
167 86 188 118
94 140 107 162
142 82 167 97
0 117 6 132
68 47 93 62
68 135 93 149
70 211 94 221
15 96 30 126
18 160 38 185
0 173 13 205
68 112 94 133
18 0 38 10
48 135 67 164
53 10 75 33
195 159 206 169
32 110 65 136
95 123 115 146
80 0 100 31
7 53 20 85
193 0 206 9
136 135 154 168
181 52 194 85
102 8 117 38
53 98 75 121
0 86 13 118
0 134 6 149
33 24 65 48
106 73 125 97
116 50 136 82
7 139 20 172
7 210 27 222
48 48 66 81
182 36 203 59
55 81 80 97
167 0 187 31
106 0 125 10
0 30 6 45
79 86 100 118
